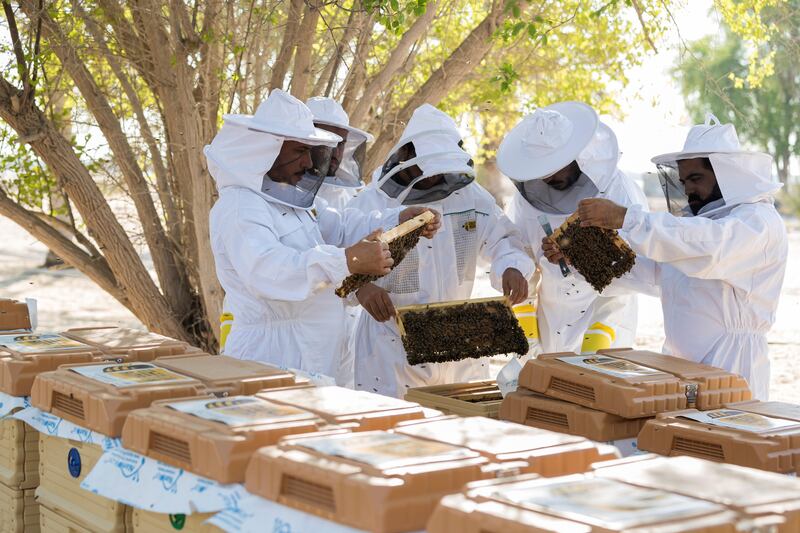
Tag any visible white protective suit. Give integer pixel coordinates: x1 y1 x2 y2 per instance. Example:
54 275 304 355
498 103 648 355
351 118 534 398
610 115 788 399
206 90 399 382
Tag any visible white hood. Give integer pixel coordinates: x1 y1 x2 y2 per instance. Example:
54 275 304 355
205 122 283 193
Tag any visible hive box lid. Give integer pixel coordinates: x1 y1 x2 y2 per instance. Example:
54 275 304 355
592 455 800 530
638 400 800 474
499 388 648 442
519 350 751 418
427 473 746 533
256 386 425 430
155 354 296 395
405 380 503 418
62 326 199 360
245 430 488 533
122 395 323 483
0 333 105 397
0 300 31 332
394 416 618 477
31 361 208 436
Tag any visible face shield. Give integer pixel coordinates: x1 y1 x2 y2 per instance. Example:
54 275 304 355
512 169 598 215
377 136 475 205
325 130 368 189
260 143 334 210
656 160 725 218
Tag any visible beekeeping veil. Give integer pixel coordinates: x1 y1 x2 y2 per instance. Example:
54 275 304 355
204 89 341 210
651 113 780 219
306 97 373 189
497 102 622 215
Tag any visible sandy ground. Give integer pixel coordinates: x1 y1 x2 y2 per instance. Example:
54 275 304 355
2 214 799 402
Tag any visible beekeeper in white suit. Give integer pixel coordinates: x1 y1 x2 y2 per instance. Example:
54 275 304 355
350 104 534 398
306 97 372 211
497 102 648 358
566 114 788 399
206 89 440 381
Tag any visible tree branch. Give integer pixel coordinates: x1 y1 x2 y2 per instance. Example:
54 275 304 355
290 1 322 100
2 1 30 93
631 0 658 53
269 0 304 91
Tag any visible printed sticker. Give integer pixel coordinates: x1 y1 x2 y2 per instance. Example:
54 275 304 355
678 409 800 433
0 333 88 353
298 432 473 469
69 363 196 388
167 396 309 427
495 477 719 529
556 355 664 379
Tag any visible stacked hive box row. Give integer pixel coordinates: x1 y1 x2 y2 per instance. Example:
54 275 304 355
499 348 752 447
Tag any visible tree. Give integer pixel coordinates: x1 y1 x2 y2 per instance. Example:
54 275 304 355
0 0 696 347
676 1 799 185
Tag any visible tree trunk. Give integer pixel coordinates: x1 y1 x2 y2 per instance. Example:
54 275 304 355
290 2 322 101
269 0 304 91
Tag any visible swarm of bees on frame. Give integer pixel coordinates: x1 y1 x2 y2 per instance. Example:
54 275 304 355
556 218 636 293
335 226 427 298
401 300 529 366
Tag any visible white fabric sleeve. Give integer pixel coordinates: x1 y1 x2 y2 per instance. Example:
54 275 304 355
317 200 401 248
622 204 773 281
604 256 662 298
484 205 536 291
220 206 350 302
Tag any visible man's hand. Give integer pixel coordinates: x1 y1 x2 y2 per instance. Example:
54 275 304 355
502 268 529 305
346 229 393 275
356 283 396 322
399 207 442 239
577 198 627 229
541 236 567 266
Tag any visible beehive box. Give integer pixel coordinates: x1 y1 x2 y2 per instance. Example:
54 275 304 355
499 388 649 442
245 430 489 533
62 326 200 361
121 395 327 483
0 299 31 333
256 386 426 431
0 333 102 396
131 509 218 532
427 473 767 533
336 211 434 298
31 361 208 437
37 434 132 533
0 418 39 489
396 297 528 365
153 353 296 396
592 455 800 532
405 380 503 418
394 416 619 477
637 400 800 474
0 483 38 533
519 350 751 418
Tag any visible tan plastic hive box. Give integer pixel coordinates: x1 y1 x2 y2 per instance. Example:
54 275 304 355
519 349 751 418
592 454 800 532
132 509 219 532
0 333 104 397
637 400 800 474
62 326 200 360
244 430 490 533
0 483 38 533
394 416 619 477
37 434 132 533
426 473 752 533
0 418 39 489
154 353 296 395
122 395 326 483
256 386 426 430
0 299 31 333
31 361 208 437
499 388 649 442
404 380 503 418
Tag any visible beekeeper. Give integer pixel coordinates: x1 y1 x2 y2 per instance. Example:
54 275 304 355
306 97 372 211
206 89 439 381
350 104 534 398
496 102 648 357
565 114 787 399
